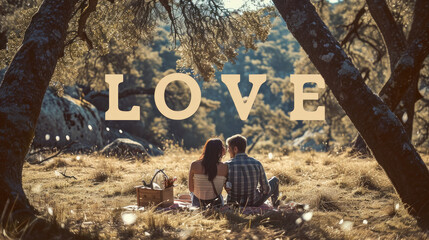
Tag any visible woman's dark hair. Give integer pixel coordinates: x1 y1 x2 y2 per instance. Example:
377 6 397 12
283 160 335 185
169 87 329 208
199 138 224 181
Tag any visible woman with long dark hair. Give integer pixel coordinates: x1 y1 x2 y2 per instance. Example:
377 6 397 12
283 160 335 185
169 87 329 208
189 138 227 207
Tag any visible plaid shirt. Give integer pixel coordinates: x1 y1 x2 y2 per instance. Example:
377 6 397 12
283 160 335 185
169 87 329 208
225 153 271 206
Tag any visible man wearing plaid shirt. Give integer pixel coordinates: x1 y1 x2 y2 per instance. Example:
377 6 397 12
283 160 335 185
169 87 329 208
225 134 280 207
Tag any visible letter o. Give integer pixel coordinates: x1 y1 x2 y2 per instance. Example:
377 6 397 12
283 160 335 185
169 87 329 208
154 73 201 120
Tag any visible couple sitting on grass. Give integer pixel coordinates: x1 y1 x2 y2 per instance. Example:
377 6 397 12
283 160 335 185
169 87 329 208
188 134 280 208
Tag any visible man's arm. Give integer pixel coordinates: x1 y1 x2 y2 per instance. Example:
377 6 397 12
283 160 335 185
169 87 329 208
259 163 271 195
224 164 231 194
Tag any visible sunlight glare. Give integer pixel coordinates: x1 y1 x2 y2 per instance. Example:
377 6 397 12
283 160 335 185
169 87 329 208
340 221 353 231
121 212 137 225
47 207 54 216
302 212 313 221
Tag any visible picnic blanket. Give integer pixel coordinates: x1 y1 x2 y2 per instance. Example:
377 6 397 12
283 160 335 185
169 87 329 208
123 194 306 215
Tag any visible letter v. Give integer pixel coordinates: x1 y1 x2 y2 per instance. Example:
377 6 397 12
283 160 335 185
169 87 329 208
221 74 266 120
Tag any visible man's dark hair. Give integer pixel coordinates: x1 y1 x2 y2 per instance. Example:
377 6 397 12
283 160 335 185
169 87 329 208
226 134 247 153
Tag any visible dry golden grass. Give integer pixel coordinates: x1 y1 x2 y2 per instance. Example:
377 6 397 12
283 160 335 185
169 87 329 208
21 148 429 239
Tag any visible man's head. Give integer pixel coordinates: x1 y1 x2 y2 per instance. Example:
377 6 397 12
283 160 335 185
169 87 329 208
226 134 247 158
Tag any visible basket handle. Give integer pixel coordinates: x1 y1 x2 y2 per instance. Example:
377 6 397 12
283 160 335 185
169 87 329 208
149 169 169 189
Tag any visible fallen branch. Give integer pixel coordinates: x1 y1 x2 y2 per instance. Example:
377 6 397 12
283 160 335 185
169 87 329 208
57 169 77 180
36 141 77 164
28 148 51 156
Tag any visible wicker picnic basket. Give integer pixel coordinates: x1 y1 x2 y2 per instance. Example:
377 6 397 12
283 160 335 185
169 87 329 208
135 169 174 207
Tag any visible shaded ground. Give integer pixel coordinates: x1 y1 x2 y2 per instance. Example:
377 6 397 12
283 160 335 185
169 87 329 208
22 148 429 239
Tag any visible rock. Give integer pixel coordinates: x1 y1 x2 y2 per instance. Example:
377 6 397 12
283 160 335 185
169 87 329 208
85 90 110 112
63 142 94 154
293 128 327 152
103 127 163 156
33 89 104 151
63 85 81 99
100 138 149 160
25 153 45 164
87 93 148 139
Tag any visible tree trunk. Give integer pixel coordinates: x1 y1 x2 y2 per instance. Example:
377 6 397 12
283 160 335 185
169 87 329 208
274 0 429 228
247 133 263 154
0 0 78 235
394 78 423 140
352 63 425 154
366 0 407 69
350 134 372 155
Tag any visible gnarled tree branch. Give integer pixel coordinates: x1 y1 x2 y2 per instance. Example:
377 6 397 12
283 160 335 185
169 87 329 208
366 0 406 71
77 0 98 49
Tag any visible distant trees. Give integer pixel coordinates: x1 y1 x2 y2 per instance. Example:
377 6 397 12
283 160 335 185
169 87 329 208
274 0 429 228
74 28 219 148
1 0 279 149
242 94 295 153
2 1 428 152
203 18 300 147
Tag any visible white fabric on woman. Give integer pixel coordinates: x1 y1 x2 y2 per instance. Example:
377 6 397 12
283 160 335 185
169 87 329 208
193 174 226 200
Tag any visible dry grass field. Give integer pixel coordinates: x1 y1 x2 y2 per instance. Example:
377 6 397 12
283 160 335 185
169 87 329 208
22 147 429 239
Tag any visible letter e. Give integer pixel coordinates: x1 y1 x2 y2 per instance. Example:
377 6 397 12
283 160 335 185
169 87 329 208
290 74 325 121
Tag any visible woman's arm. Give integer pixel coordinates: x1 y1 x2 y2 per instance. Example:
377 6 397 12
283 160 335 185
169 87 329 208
218 162 228 177
223 164 231 194
188 162 195 193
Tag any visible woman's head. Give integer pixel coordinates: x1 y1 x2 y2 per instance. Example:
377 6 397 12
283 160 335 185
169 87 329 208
200 138 225 181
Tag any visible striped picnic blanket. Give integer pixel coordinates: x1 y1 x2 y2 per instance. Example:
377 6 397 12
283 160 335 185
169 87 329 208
123 194 304 215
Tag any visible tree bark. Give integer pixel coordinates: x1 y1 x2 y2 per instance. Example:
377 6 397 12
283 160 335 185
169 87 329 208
351 0 429 155
394 78 424 140
0 0 78 234
366 0 406 71
274 0 429 228
398 85 416 140
0 30 7 50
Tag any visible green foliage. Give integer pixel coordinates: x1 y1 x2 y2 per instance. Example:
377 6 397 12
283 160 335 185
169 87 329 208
201 18 300 143
0 1 40 69
3 0 427 150
242 94 296 152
